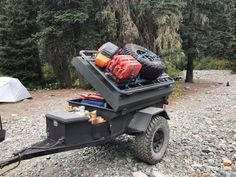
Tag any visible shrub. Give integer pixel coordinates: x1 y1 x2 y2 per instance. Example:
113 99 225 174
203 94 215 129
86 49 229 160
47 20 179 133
166 64 182 78
194 57 231 70
162 49 186 78
42 63 57 84
171 83 183 97
72 79 80 88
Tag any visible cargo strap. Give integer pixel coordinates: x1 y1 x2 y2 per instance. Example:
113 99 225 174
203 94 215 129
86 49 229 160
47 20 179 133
137 52 148 61
130 64 135 80
137 51 161 61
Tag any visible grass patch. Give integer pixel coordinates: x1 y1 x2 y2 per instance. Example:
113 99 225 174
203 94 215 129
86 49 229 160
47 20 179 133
171 83 183 97
166 64 182 79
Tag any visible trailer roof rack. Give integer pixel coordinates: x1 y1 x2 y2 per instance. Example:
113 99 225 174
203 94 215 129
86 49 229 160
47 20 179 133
72 50 174 112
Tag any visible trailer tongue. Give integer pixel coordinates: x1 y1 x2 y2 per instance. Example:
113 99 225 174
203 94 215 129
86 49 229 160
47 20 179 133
0 50 174 171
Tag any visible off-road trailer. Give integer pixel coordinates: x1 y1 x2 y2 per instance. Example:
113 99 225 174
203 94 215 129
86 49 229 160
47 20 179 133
0 50 174 170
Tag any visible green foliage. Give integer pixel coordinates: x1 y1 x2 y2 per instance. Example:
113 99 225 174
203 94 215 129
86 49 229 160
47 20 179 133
171 84 183 97
54 10 89 24
162 50 186 70
180 0 236 82
230 1 236 65
139 0 185 14
194 57 232 70
162 49 186 78
199 1 235 58
0 0 236 88
42 63 57 83
181 0 235 59
0 0 43 86
36 0 103 87
166 64 182 78
231 63 236 73
72 79 80 88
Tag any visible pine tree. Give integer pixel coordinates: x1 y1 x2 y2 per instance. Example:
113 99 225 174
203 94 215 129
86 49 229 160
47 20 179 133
196 0 235 58
232 3 236 38
181 0 200 83
0 0 43 86
181 0 235 82
37 0 101 87
139 0 184 14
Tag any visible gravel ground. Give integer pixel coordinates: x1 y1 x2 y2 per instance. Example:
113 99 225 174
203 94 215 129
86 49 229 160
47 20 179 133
0 70 235 177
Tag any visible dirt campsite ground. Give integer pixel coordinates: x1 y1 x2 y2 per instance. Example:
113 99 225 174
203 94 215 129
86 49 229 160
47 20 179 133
0 70 235 177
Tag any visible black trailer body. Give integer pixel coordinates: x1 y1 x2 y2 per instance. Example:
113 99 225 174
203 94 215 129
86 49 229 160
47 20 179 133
46 109 133 145
0 49 174 170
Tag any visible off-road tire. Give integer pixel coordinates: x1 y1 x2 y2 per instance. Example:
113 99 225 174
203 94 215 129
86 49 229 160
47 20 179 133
121 44 165 80
134 116 169 165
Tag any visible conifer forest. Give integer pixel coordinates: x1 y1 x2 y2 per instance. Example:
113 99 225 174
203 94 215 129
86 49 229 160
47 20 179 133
0 0 236 87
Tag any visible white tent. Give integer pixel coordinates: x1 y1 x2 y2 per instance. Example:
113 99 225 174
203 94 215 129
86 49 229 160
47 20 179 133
0 77 31 102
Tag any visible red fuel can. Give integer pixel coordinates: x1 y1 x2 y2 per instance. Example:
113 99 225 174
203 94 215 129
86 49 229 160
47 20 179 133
107 55 142 83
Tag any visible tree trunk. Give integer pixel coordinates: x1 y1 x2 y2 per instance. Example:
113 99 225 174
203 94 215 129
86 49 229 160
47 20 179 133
52 63 72 88
50 50 72 88
185 0 196 83
63 68 72 88
77 72 88 89
34 48 45 87
185 53 194 82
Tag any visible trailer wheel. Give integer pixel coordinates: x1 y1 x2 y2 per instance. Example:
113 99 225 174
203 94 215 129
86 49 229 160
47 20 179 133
121 44 165 80
134 116 169 164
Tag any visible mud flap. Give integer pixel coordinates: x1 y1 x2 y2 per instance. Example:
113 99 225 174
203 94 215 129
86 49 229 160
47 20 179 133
126 107 169 134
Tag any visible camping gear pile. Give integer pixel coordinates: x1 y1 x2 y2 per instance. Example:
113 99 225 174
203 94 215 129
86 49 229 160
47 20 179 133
94 42 165 84
79 93 106 107
64 92 107 125
72 42 166 109
70 43 170 110
64 104 106 125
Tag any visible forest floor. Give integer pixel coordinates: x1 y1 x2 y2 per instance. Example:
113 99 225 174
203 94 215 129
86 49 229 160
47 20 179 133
0 70 235 177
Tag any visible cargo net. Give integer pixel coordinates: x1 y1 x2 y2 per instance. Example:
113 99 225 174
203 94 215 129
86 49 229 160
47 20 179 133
136 50 161 62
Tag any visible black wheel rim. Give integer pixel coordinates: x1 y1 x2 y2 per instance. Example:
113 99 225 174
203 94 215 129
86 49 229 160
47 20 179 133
153 129 164 153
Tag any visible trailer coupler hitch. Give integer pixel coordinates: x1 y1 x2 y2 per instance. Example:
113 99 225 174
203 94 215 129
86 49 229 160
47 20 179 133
0 154 21 169
0 137 65 173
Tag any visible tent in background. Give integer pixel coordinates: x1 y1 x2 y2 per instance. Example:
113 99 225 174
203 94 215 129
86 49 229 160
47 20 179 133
0 77 31 102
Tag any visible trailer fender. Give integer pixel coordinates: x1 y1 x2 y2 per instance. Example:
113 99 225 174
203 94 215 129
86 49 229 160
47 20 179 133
126 107 169 134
